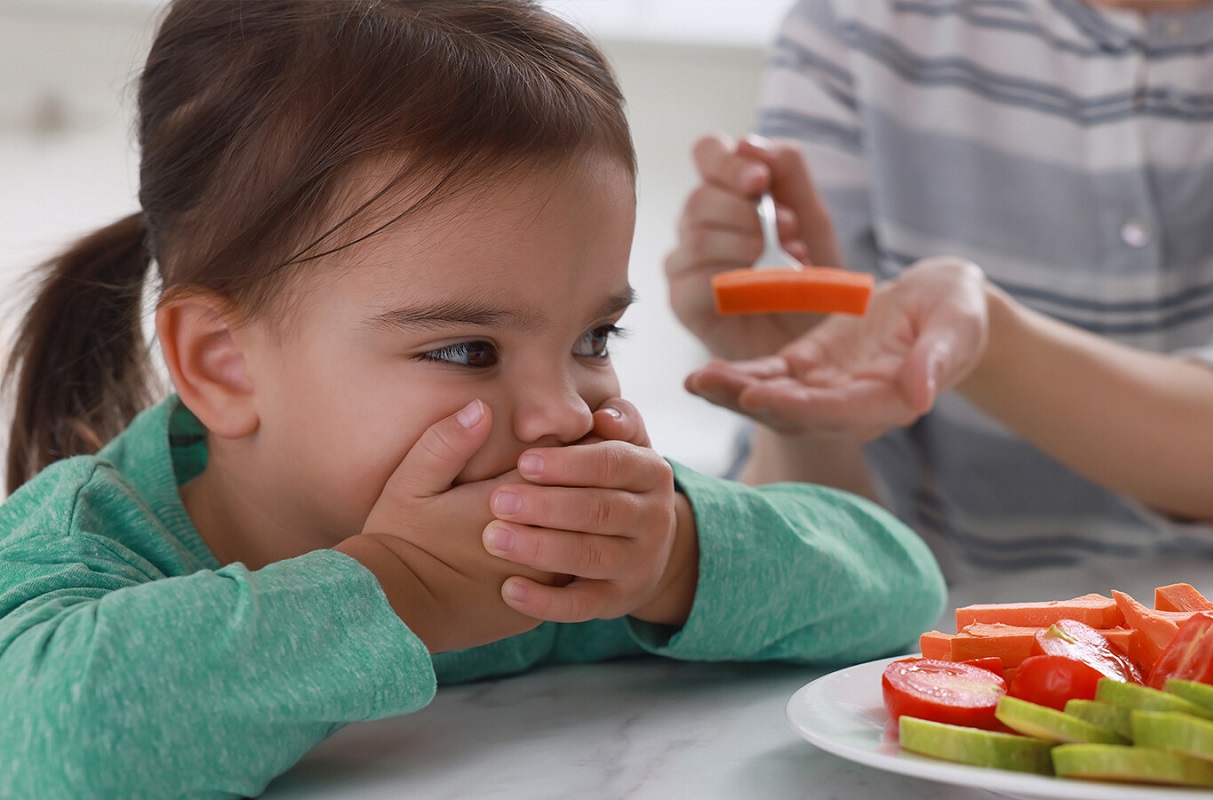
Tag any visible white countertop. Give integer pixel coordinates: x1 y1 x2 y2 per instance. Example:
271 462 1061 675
262 553 1211 799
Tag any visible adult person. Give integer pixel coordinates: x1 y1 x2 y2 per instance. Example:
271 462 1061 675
665 0 1213 583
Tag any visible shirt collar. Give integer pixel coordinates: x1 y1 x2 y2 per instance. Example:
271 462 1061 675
1053 0 1213 54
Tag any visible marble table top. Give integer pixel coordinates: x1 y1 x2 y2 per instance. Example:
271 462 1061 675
263 553 1211 799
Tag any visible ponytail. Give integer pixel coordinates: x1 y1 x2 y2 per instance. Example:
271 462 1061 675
3 213 160 494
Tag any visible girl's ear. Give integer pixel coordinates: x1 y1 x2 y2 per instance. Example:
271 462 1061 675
156 294 259 439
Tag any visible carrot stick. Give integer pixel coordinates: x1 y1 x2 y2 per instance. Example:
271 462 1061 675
711 266 873 315
955 593 1123 631
919 630 953 660
1154 583 1213 613
950 623 1041 667
1112 589 1201 671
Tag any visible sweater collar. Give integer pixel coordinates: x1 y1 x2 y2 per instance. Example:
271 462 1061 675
99 395 220 570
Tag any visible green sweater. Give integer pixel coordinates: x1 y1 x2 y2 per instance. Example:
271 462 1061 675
0 397 944 798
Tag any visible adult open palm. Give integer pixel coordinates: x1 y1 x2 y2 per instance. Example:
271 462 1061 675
684 258 990 440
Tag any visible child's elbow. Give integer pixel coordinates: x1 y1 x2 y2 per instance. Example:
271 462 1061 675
907 566 948 641
881 541 948 651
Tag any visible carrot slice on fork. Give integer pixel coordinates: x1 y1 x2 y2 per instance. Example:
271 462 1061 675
711 266 873 315
711 192 874 315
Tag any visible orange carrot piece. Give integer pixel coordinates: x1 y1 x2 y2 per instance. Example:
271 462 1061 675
1099 627 1135 658
950 623 1042 667
1126 629 1159 674
954 593 1123 630
1112 590 1201 672
919 630 953 660
711 267 873 315
948 621 1134 669
1154 583 1213 613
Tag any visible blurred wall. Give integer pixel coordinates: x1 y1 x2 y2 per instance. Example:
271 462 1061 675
0 0 792 485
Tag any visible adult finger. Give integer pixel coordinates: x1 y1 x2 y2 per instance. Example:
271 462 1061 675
738 377 916 438
897 257 991 412
685 356 791 406
692 132 771 195
736 136 842 268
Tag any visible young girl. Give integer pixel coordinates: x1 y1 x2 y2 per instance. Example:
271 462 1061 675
0 1 945 796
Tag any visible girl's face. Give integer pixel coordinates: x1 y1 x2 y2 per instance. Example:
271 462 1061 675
232 155 636 548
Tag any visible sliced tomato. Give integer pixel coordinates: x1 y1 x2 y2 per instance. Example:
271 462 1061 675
1147 613 1213 689
961 656 1005 676
1008 654 1102 710
1033 618 1143 685
881 658 1006 729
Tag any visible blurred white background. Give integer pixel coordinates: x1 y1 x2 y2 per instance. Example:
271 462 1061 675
0 0 796 485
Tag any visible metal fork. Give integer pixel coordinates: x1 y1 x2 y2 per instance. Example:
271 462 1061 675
753 192 802 270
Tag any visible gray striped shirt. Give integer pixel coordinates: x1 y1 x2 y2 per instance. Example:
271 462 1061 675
757 0 1213 583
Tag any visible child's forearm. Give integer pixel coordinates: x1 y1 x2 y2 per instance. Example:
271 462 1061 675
647 463 945 664
1 551 432 798
738 424 882 504
960 284 1213 520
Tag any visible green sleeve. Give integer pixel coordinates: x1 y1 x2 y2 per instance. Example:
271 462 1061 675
0 464 434 799
437 462 946 679
624 462 945 666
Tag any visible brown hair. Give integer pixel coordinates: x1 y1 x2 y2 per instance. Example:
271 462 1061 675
3 0 635 494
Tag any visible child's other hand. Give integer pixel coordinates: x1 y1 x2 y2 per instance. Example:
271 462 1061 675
338 400 563 654
485 414 699 628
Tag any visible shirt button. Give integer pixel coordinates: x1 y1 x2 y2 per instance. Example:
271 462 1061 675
1120 219 1152 248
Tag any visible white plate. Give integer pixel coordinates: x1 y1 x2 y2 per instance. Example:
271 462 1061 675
786 655 1213 800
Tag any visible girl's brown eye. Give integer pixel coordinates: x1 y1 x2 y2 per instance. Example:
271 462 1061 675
574 325 621 359
421 341 499 368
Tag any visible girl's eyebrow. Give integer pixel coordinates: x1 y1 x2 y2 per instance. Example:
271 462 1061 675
368 302 530 332
367 287 636 332
598 286 638 318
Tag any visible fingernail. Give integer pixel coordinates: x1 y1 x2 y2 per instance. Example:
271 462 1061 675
926 351 943 394
600 406 622 420
457 400 483 428
503 579 528 602
493 491 522 516
518 453 543 478
485 526 514 555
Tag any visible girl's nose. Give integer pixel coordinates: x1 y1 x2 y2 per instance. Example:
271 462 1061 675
511 373 595 445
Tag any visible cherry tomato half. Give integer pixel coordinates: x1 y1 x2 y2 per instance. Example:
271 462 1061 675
1008 654 1102 710
961 656 1005 677
1033 619 1143 685
1148 613 1213 689
882 658 1007 729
